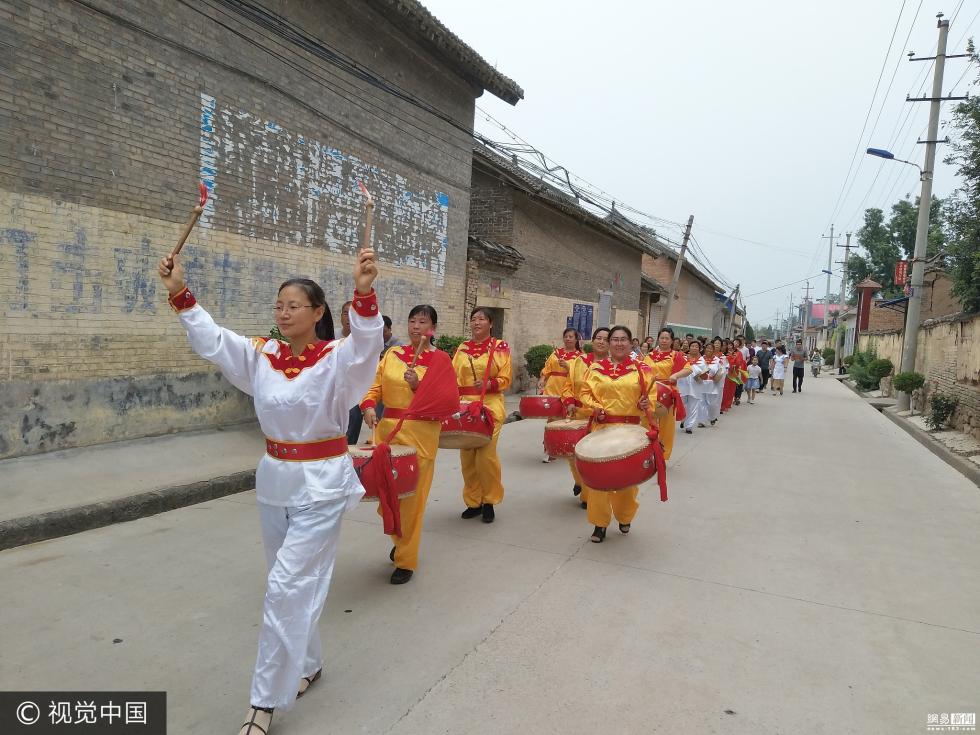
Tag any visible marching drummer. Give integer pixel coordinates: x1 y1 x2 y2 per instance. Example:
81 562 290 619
452 307 513 523
578 325 660 543
644 327 693 460
538 328 583 463
562 326 610 507
158 247 381 735
361 305 459 584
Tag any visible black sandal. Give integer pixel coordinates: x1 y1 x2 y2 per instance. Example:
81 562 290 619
297 669 321 698
239 706 273 735
389 546 395 562
590 526 606 543
619 523 630 535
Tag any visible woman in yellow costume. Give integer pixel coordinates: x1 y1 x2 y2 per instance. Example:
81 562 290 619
538 328 583 463
562 326 610 508
361 305 459 584
578 325 663 543
643 327 693 460
453 307 513 523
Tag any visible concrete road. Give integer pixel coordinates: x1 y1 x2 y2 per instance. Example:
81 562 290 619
2 377 978 734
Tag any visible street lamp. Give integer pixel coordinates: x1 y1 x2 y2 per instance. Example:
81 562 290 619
864 144 933 412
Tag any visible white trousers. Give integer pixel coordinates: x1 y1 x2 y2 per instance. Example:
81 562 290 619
706 392 723 422
681 395 704 434
251 497 348 710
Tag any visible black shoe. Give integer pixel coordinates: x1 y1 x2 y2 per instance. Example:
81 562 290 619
580 501 588 509
389 546 395 562
390 568 413 585
710 419 717 425
481 503 495 523
685 429 693 434
619 523 631 535
679 422 684 429
573 484 582 496
461 506 482 519
590 526 606 543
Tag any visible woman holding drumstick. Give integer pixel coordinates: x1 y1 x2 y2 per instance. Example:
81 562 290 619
360 305 459 584
452 307 512 523
644 327 692 460
159 246 381 735
537 328 582 463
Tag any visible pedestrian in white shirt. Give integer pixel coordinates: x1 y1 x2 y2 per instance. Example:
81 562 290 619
677 340 707 434
159 246 383 735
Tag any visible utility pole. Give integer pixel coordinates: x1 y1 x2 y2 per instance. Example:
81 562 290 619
821 226 839 329
660 214 693 333
834 232 852 372
802 281 813 348
786 292 794 340
726 284 740 339
897 14 969 411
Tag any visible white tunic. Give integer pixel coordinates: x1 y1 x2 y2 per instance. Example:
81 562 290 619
697 356 721 396
175 289 383 507
676 356 706 397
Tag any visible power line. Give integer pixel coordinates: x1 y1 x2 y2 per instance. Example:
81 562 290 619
743 268 843 299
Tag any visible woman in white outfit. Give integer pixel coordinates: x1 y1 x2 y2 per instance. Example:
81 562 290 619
158 247 383 735
702 341 724 425
770 344 789 396
677 340 707 434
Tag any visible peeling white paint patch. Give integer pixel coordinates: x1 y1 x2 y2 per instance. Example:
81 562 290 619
199 93 449 283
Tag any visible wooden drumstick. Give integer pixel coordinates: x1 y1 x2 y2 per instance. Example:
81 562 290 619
467 355 478 384
408 331 433 371
357 180 375 252
170 182 209 260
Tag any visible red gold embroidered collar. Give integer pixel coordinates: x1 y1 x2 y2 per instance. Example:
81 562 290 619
393 345 438 367
264 340 335 379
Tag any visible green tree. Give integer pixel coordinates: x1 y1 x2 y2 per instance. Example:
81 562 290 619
856 207 902 297
942 48 980 312
888 196 944 260
744 321 755 340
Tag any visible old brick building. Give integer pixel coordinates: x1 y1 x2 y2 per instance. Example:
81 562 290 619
467 146 656 389
0 0 521 458
641 245 728 339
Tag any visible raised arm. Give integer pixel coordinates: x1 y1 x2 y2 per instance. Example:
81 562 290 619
159 255 260 395
336 248 384 410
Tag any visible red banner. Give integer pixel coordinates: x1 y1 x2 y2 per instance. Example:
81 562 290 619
895 260 909 285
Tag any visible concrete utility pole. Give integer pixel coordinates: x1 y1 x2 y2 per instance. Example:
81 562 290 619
897 14 968 411
727 284 740 339
802 281 813 347
834 232 852 372
821 226 839 327
660 214 693 333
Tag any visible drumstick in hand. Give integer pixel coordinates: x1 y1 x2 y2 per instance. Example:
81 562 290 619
357 180 375 252
170 182 209 259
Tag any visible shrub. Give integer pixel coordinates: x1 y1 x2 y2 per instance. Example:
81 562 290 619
852 349 875 368
435 335 465 357
927 394 958 430
868 358 894 381
270 326 284 341
524 344 556 378
842 354 855 367
892 371 925 395
821 347 835 364
582 342 594 354
849 363 878 391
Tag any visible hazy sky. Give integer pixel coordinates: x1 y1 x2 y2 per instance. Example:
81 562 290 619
422 0 978 329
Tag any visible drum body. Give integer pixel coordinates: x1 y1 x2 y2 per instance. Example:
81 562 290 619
654 382 674 418
439 402 493 449
350 444 419 501
519 394 564 419
574 425 657 490
543 419 589 458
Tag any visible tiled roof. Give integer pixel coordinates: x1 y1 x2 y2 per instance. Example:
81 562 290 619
467 236 524 269
368 0 524 104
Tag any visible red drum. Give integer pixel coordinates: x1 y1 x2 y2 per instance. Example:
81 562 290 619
350 444 419 502
654 381 674 417
439 401 493 449
543 419 589 458
574 425 657 491
519 394 564 419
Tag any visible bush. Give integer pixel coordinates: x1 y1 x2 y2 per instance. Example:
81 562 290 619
852 349 875 368
435 335 465 357
927 394 958 430
270 326 284 341
821 347 835 364
892 371 925 395
582 342 594 354
842 354 855 367
524 344 556 378
868 358 894 381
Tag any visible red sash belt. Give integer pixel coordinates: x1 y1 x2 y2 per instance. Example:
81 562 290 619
598 414 641 425
380 406 440 421
265 435 348 461
459 386 497 396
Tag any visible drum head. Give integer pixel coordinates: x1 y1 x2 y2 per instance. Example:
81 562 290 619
439 432 491 449
575 425 649 461
547 419 589 431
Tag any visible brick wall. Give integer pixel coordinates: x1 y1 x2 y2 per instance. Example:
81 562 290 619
0 0 483 458
858 313 980 441
866 300 907 332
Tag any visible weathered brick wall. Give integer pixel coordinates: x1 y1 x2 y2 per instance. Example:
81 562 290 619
469 171 514 245
641 253 717 333
0 0 480 458
866 300 907 332
858 313 980 440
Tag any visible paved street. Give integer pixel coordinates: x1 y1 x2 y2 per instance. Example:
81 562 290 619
3 376 979 735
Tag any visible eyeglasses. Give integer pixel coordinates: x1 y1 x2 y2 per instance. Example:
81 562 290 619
608 337 632 344
274 305 315 315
